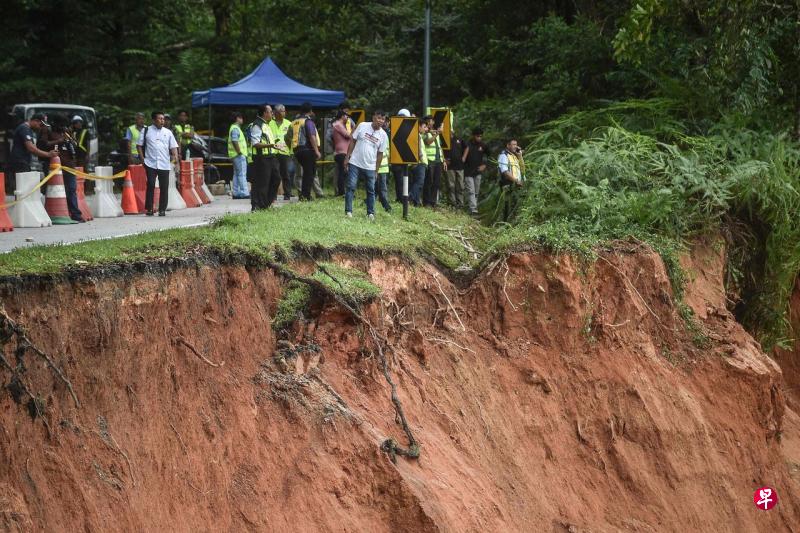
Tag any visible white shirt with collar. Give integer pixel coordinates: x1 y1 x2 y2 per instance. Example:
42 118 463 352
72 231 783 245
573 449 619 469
137 124 178 170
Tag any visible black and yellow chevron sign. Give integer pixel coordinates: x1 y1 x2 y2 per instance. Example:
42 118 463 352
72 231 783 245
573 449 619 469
429 107 451 150
390 117 420 164
349 109 365 125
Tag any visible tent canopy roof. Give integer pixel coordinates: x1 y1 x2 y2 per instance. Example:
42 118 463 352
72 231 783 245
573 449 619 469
192 57 345 108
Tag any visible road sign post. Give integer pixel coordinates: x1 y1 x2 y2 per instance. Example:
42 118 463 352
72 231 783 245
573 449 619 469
349 109 365 126
390 116 420 220
428 107 452 150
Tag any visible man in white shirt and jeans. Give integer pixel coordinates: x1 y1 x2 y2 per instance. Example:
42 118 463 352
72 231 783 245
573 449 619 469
344 110 388 221
137 111 179 216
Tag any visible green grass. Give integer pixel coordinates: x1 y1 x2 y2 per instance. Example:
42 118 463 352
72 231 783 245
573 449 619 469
0 197 491 278
311 262 382 305
272 280 312 331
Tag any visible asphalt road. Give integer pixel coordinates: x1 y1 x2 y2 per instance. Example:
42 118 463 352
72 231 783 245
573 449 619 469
0 195 286 253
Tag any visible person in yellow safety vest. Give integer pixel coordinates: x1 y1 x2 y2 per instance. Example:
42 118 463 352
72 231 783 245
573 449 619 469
249 104 281 210
375 124 392 212
497 138 525 186
269 104 293 200
70 115 89 168
292 102 321 201
422 114 447 207
227 112 250 199
497 138 525 221
174 110 194 159
124 112 145 166
409 119 429 206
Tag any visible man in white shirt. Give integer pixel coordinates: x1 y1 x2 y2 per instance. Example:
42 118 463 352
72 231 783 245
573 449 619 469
137 111 179 216
344 110 389 221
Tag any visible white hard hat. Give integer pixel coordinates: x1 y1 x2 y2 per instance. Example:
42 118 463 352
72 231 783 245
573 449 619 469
397 108 411 117
71 115 83 122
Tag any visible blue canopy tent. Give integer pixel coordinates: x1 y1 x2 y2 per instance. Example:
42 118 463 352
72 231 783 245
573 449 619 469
192 57 345 108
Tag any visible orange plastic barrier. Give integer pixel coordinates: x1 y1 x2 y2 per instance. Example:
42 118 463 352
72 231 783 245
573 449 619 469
192 158 210 204
75 167 94 221
129 164 147 213
0 173 13 231
180 160 202 207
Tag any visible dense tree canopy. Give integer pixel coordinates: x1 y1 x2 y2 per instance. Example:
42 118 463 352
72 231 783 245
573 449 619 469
1 0 798 144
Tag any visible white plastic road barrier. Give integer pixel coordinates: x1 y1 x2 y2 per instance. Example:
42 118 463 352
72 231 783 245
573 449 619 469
9 171 52 227
90 166 123 217
167 167 186 211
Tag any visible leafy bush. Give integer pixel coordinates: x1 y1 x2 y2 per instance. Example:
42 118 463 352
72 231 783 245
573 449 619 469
488 99 800 349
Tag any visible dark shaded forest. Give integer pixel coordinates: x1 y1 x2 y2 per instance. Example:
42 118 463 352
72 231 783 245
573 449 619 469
3 1 798 141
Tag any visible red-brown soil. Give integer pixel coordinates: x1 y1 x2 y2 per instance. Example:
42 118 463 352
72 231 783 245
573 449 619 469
0 243 797 532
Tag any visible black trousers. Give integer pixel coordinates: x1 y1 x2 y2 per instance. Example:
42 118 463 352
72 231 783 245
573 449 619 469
276 154 291 199
252 155 280 210
63 169 82 219
144 165 169 213
295 149 317 200
334 153 347 195
391 163 408 201
423 162 443 207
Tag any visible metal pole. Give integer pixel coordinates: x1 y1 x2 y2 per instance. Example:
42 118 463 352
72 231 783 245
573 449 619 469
423 0 431 114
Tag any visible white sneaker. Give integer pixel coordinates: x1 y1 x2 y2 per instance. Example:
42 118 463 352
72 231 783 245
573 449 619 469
345 212 352 218
368 213 375 222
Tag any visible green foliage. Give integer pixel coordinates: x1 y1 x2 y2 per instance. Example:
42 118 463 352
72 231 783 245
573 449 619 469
273 281 312 332
0 198 487 277
488 99 800 349
311 263 382 307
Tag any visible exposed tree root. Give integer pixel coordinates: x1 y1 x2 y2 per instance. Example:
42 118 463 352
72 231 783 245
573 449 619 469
277 254 421 461
176 336 224 368
0 307 80 408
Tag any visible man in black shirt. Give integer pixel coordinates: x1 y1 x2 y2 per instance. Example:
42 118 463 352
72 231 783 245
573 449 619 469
462 127 489 215
445 130 466 208
7 113 57 183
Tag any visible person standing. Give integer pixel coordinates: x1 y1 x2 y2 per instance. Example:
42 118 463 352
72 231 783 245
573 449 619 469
70 115 89 168
227 112 249 199
332 110 352 196
137 111 178 216
7 114 56 182
422 115 446 207
409 119 429 206
376 124 392 212
249 104 280 210
444 129 466 209
293 102 320 201
174 110 194 159
269 104 293 200
124 112 145 166
344 110 389 221
48 119 84 222
462 127 489 215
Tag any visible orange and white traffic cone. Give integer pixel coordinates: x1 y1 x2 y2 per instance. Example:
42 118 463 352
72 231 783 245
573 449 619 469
0 173 13 232
44 156 77 224
121 170 139 215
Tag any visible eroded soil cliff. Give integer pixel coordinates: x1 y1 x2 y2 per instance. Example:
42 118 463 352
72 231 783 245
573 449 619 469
0 243 797 532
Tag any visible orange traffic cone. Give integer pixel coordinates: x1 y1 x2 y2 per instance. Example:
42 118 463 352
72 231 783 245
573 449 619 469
0 173 13 231
121 170 139 215
44 156 77 224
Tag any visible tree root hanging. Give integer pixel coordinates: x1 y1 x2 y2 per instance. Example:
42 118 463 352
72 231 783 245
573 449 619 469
280 253 421 461
0 308 81 409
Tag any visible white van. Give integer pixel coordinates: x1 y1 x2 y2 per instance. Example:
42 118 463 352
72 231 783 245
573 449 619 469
7 103 99 171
